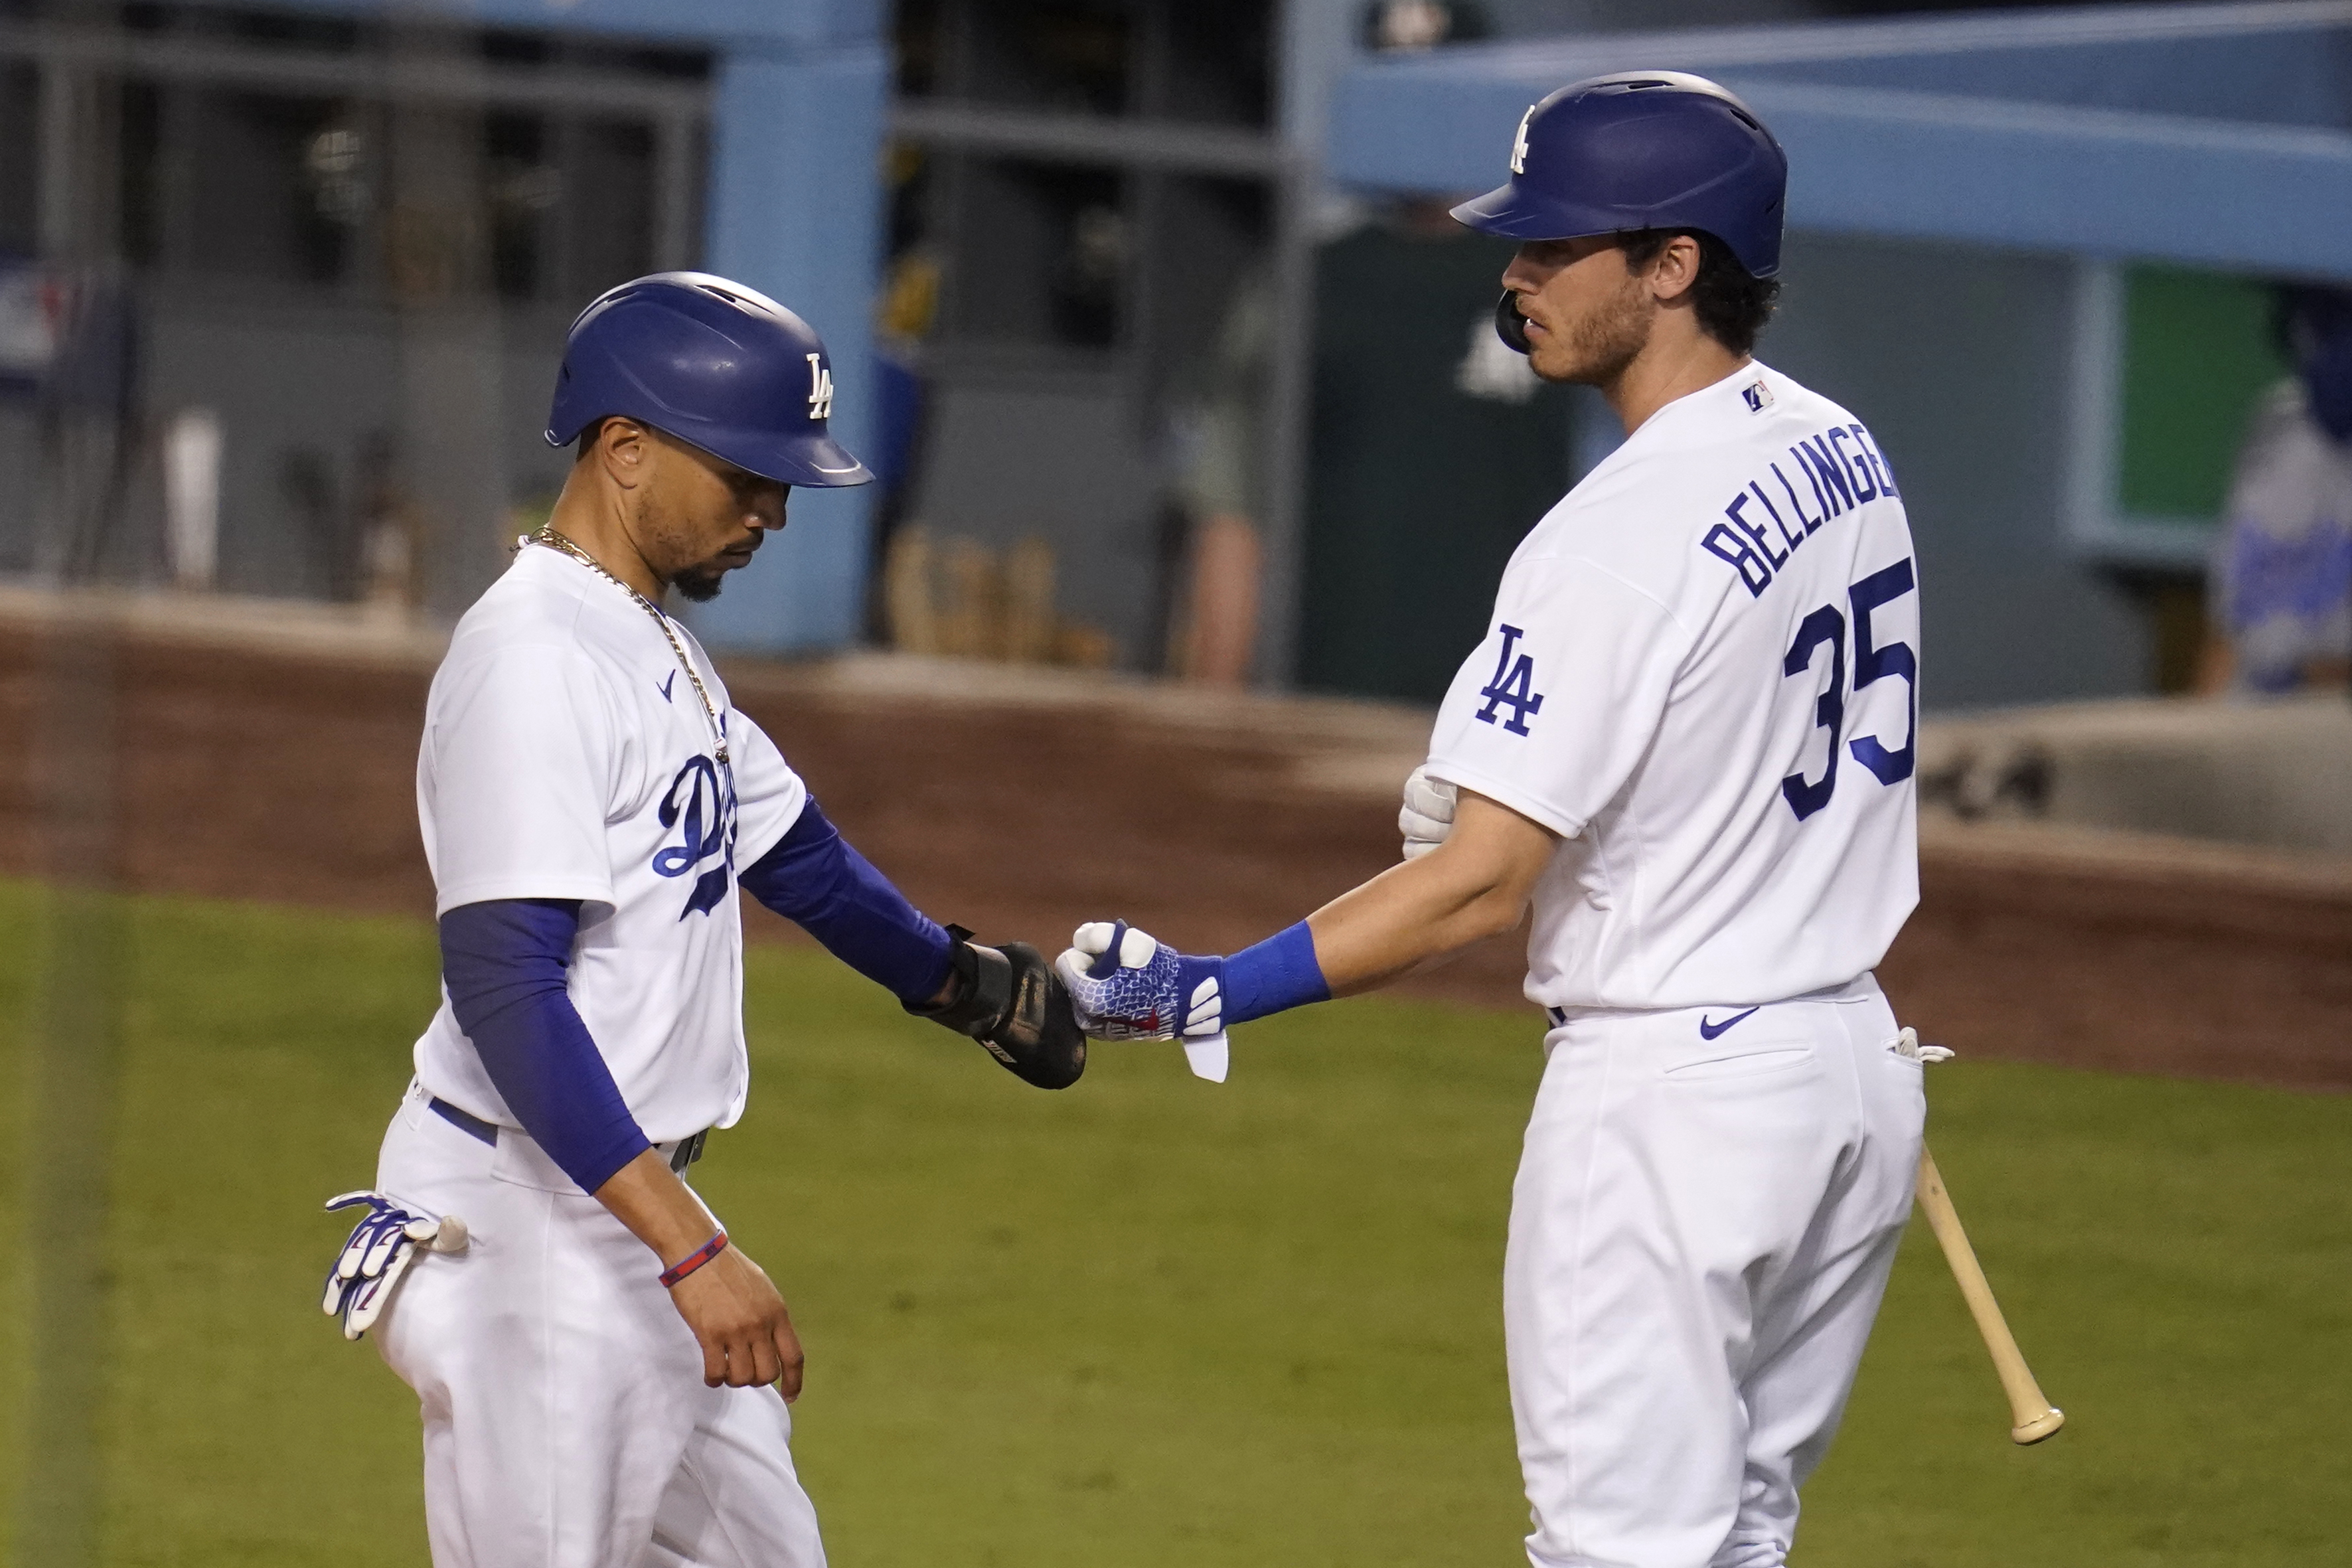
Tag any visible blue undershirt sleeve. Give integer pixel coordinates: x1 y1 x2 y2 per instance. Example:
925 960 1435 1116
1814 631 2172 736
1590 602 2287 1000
1219 921 1331 1026
738 799 957 1004
439 898 651 1194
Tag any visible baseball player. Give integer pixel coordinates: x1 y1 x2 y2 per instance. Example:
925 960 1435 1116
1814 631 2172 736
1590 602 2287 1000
2195 284 2352 695
319 272 1084 1567
1055 75 1926 1568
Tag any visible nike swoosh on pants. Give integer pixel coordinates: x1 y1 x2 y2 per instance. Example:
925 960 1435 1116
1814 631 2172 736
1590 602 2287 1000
1697 1006 1761 1040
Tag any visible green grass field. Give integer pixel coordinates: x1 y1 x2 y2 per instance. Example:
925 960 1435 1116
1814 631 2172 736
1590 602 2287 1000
1 882 2345 1566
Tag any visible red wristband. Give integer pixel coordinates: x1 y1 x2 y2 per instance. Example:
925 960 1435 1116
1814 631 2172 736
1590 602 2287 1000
659 1231 728 1288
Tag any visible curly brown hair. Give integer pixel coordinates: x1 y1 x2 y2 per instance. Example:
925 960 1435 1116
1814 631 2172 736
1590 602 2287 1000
1618 228 1780 356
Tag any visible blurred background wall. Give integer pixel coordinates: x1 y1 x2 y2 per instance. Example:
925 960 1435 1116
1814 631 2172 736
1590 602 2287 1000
0 0 2345 712
0 0 885 645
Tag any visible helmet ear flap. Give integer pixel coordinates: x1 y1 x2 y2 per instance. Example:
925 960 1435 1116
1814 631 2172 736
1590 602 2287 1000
1495 291 1533 356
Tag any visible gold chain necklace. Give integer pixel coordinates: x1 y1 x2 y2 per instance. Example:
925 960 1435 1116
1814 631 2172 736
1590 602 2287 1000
527 527 730 766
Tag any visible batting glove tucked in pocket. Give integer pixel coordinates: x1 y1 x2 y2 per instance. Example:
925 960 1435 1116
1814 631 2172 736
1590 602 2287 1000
320 1190 467 1341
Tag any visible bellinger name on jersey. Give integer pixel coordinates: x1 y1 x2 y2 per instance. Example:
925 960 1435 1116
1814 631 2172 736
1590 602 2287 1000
1699 416 1901 599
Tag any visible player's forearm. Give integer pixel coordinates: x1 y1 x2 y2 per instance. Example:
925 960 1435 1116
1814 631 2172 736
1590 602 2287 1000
740 799 956 1002
1308 792 1556 996
441 899 654 1194
1056 792 1555 1046
593 1148 724 1265
1307 854 1528 994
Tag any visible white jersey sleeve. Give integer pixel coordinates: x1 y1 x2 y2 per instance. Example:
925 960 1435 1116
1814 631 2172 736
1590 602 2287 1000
423 641 625 916
723 707 810 868
1425 557 1694 841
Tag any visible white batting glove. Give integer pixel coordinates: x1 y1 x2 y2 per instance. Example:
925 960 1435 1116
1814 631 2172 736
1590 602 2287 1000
1888 1027 1955 1063
1054 921 1229 1083
321 1190 467 1341
1399 764 1457 860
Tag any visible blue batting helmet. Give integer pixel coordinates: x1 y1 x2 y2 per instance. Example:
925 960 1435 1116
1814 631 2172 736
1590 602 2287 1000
1450 72 1788 279
545 272 874 487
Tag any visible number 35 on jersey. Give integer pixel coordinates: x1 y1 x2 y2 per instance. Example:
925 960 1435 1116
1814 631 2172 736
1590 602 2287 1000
1780 557 1917 822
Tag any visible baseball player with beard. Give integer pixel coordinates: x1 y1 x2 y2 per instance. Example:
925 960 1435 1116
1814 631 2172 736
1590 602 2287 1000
319 273 1083 1567
1057 75 1927 1567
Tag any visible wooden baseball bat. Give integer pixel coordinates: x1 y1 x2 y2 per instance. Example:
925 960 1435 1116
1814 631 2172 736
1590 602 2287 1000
1915 1145 2065 1445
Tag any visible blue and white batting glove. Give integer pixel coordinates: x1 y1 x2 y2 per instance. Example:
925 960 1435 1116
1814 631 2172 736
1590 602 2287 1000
321 1190 467 1341
1053 921 1230 1081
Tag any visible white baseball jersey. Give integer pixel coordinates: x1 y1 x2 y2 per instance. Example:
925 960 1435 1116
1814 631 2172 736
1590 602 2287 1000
1426 361 1919 1011
411 542 809 1142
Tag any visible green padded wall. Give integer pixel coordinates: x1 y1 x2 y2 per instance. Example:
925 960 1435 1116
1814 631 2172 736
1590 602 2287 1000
2118 266 2291 523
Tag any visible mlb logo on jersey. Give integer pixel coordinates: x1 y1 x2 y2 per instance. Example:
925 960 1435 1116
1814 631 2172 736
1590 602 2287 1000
1741 379 1774 413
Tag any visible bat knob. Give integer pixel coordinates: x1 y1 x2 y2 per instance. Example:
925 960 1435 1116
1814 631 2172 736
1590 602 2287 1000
428 1214 471 1255
2009 1407 2065 1445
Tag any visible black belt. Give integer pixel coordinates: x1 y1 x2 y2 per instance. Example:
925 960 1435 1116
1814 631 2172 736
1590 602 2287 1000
1545 1006 1568 1028
430 1096 707 1175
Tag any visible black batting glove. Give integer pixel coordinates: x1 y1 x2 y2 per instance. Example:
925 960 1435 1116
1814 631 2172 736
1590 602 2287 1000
903 925 1087 1090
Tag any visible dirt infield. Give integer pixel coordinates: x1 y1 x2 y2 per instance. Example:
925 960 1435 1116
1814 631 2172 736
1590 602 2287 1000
3 609 2347 1089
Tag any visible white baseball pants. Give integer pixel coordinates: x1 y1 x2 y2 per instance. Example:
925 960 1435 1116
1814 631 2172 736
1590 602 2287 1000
368 1083 828 1568
1508 976 1923 1568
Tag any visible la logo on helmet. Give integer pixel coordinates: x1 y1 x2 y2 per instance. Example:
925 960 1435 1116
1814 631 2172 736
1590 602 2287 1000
805 353 834 420
1510 104 1535 174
